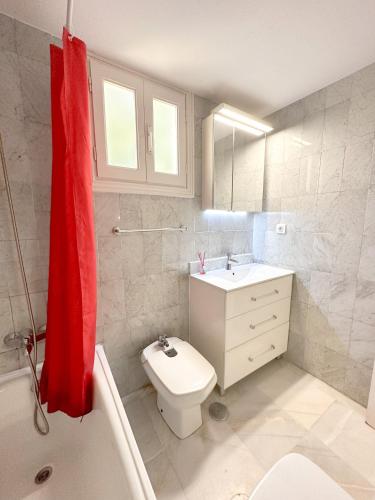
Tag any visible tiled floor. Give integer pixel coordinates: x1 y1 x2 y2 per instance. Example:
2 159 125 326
123 359 375 500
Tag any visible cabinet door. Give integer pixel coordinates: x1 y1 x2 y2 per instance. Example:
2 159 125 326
232 129 265 212
213 119 234 210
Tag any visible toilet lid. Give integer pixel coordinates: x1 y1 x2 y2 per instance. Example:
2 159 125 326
249 453 352 500
142 338 216 396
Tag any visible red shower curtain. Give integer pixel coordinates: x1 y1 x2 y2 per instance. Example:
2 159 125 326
40 28 96 417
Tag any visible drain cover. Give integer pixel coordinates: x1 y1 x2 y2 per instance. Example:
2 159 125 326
209 402 229 421
35 466 53 485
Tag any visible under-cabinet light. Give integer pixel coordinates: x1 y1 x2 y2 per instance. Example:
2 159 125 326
214 103 273 134
213 113 264 136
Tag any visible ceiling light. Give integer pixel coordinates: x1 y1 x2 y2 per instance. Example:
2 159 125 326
214 113 264 136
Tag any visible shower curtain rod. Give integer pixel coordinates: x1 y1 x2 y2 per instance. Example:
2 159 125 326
66 0 73 33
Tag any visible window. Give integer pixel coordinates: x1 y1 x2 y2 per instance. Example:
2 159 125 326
90 58 193 197
103 81 138 169
153 99 178 175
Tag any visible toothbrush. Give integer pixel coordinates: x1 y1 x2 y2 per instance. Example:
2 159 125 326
198 251 206 274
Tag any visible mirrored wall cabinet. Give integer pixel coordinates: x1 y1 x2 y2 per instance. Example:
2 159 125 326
202 104 272 212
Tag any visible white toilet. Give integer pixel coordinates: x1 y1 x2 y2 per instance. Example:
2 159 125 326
141 337 217 439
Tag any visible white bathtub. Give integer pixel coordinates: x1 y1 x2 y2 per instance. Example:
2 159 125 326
0 345 156 500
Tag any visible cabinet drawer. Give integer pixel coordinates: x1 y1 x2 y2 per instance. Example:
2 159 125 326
226 275 292 319
225 297 291 351
224 323 289 389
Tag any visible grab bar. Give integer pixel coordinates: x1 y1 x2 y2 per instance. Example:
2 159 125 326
112 224 188 235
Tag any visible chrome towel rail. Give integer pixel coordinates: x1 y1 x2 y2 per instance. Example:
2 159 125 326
112 224 188 235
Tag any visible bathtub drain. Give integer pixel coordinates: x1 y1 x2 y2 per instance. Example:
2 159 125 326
35 466 53 485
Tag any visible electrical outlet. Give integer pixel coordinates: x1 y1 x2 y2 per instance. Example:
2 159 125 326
276 223 287 234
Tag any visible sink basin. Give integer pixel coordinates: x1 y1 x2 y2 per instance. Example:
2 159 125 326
191 263 294 291
213 268 254 283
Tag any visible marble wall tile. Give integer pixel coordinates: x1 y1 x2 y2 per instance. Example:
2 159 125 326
257 64 375 403
24 121 52 186
312 233 336 272
323 101 349 150
290 300 308 336
284 124 303 162
94 193 120 236
0 348 19 374
358 188 375 280
0 297 14 352
308 271 331 308
18 56 50 125
304 89 326 116
286 331 305 369
341 134 374 191
100 279 126 325
358 231 375 282
302 110 324 156
344 360 373 406
0 13 16 53
143 232 163 274
10 291 46 329
353 279 375 326
352 63 375 99
281 159 300 198
98 237 122 282
15 22 52 64
0 50 23 120
124 276 147 319
299 154 320 195
121 232 144 279
347 88 375 140
329 273 356 318
265 130 285 165
0 115 31 183
325 75 353 108
349 320 375 368
318 146 345 193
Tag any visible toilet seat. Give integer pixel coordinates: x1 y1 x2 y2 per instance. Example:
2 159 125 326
142 337 216 396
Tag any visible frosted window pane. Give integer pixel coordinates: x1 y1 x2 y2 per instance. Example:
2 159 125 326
153 99 178 175
103 81 138 169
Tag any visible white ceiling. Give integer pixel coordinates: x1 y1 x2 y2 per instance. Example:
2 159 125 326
1 0 375 116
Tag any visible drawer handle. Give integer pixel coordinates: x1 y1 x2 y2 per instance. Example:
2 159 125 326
248 344 275 362
249 314 277 330
251 289 279 302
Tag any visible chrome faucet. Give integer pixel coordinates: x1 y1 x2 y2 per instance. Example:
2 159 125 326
226 253 239 270
158 335 170 349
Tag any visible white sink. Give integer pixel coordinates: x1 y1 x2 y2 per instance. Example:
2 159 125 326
191 263 294 291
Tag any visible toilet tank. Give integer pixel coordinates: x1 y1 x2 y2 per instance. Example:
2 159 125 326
366 361 375 429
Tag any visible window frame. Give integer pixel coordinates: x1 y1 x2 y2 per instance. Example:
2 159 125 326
89 55 194 198
90 59 146 182
144 80 187 187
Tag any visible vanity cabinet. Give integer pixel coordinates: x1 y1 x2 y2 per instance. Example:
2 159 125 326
189 274 293 393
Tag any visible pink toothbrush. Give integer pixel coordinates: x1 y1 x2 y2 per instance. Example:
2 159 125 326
198 251 206 275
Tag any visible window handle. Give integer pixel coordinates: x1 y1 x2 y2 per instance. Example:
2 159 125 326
147 125 153 153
